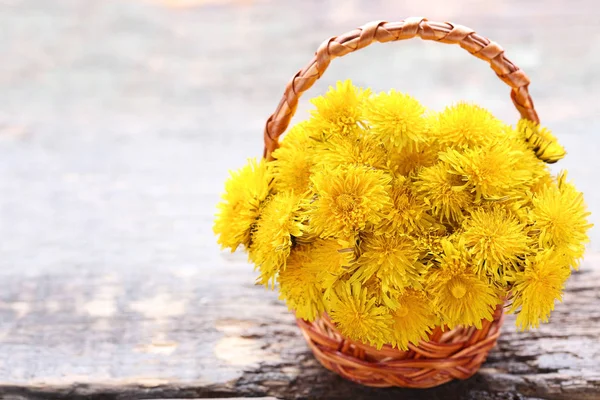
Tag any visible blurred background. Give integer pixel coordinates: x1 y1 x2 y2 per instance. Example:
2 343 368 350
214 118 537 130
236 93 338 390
0 0 599 395
1 0 598 279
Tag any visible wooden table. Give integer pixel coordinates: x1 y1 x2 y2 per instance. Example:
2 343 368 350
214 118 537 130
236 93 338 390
1 0 599 399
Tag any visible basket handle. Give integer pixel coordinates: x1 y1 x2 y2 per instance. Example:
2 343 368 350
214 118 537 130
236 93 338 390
263 18 539 158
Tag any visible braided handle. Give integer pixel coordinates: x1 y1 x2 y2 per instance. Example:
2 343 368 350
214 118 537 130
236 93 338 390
263 18 539 158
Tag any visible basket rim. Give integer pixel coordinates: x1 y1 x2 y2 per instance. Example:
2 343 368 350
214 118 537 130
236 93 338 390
296 305 505 388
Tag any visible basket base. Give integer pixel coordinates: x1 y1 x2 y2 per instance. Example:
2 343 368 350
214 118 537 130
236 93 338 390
297 305 504 388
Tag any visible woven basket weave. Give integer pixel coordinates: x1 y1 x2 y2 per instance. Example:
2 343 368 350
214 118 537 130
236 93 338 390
297 307 504 388
262 17 533 388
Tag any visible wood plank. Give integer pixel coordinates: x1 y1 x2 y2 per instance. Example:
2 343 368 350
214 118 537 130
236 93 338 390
0 254 598 399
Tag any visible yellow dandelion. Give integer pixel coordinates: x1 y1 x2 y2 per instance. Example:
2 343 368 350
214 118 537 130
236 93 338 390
214 158 272 251
509 250 571 330
310 238 355 293
501 128 554 205
462 207 531 280
440 140 533 201
387 140 439 177
414 226 447 264
432 103 504 148
309 80 371 139
278 245 324 321
485 197 529 225
328 281 393 349
362 275 403 310
352 232 423 292
364 90 428 149
528 170 554 196
427 240 499 328
309 165 392 238
281 120 317 148
377 177 434 234
271 123 316 194
517 119 566 163
509 133 553 188
314 133 388 170
531 173 592 268
249 192 305 286
414 162 472 222
390 289 437 350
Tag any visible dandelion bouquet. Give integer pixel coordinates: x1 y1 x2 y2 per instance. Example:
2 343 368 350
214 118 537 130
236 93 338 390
215 80 591 349
213 19 592 388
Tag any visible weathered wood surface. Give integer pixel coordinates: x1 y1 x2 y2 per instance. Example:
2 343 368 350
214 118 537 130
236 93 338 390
0 253 600 400
1 0 599 399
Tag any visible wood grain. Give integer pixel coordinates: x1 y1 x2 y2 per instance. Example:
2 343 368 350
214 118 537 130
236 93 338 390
0 254 599 399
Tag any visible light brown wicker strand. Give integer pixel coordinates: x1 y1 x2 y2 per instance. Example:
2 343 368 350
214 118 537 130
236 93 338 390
263 18 539 158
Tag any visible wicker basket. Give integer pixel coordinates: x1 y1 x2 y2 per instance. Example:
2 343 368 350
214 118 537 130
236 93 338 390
297 307 504 388
262 17 533 388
